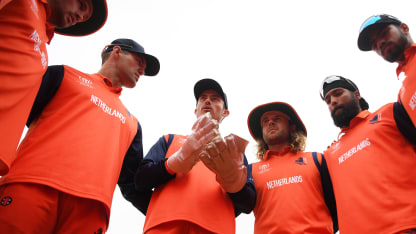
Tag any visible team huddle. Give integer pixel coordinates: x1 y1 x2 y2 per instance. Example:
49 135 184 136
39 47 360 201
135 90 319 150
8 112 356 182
0 1 415 233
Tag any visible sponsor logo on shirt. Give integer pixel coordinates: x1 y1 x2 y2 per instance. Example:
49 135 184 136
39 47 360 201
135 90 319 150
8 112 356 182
90 94 126 124
369 113 381 124
266 175 303 190
337 138 371 164
258 163 270 174
79 76 94 88
30 30 47 69
295 157 307 165
409 91 416 111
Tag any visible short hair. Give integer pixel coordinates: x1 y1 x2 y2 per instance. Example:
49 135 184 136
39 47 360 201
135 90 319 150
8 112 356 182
101 48 130 64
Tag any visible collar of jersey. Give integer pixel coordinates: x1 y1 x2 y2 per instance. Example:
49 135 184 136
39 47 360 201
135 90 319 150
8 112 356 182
264 146 292 159
340 110 370 135
94 73 123 95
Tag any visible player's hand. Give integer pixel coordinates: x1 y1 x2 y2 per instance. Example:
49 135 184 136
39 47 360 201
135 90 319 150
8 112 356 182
167 112 220 174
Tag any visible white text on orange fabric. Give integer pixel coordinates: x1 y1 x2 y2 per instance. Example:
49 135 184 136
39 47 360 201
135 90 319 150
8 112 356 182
266 176 303 190
338 138 371 164
90 94 126 124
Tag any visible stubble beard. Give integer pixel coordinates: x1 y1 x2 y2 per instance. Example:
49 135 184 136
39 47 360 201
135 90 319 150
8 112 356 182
385 33 408 62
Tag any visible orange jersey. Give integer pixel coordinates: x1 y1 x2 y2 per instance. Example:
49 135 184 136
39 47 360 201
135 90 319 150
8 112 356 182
324 105 416 234
0 0 54 175
252 149 334 234
0 65 138 218
397 43 416 127
144 135 236 234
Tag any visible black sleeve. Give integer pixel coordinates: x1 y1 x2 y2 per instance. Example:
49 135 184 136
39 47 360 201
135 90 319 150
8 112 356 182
393 102 416 145
27 65 64 126
228 155 257 217
135 134 176 192
118 123 152 215
320 153 339 233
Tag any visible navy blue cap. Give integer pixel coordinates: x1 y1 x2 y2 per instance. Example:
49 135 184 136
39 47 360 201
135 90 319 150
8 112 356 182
194 79 228 109
358 14 402 51
103 38 160 76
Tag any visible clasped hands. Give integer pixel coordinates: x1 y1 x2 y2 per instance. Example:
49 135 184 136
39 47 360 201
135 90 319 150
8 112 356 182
166 112 248 193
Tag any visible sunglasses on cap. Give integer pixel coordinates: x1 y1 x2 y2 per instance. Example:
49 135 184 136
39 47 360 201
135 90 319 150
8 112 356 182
359 14 401 32
359 15 383 33
101 44 134 56
319 75 358 100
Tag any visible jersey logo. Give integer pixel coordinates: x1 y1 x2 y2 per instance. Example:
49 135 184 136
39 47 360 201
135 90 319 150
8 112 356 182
78 76 94 89
0 196 12 206
30 30 47 69
369 113 381 124
258 163 270 174
295 157 307 165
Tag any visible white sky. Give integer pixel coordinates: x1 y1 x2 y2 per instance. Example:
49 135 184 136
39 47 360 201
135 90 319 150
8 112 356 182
44 1 416 233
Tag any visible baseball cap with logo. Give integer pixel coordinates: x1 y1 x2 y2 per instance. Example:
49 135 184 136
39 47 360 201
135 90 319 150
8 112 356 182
357 14 402 51
247 102 307 141
102 38 160 76
194 79 228 109
55 0 108 36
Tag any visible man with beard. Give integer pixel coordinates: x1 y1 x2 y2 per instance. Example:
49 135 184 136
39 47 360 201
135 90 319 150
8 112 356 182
321 75 416 233
244 102 338 234
357 14 416 127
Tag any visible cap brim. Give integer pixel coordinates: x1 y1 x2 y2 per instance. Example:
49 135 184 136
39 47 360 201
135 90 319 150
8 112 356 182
248 102 307 140
143 54 160 76
358 25 377 51
55 0 108 36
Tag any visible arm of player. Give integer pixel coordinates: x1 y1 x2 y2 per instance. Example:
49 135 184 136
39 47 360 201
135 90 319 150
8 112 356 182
118 123 153 215
27 65 64 127
393 102 416 145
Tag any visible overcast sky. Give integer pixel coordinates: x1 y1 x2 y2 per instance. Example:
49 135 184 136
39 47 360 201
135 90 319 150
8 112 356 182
44 1 416 233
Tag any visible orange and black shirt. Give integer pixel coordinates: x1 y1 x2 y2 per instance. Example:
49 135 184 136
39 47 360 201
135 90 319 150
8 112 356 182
324 104 416 234
0 65 143 220
128 134 256 234
250 148 336 234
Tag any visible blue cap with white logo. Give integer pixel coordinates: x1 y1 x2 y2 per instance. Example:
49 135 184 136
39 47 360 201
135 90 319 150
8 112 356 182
358 14 401 51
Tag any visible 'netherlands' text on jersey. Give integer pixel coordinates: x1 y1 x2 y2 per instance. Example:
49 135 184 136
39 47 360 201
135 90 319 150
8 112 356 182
0 0 54 175
324 104 416 234
0 65 139 220
397 43 416 127
251 149 334 234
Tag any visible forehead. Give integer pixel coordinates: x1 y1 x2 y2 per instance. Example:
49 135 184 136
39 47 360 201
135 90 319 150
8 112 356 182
325 87 348 98
261 111 289 120
199 89 221 97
